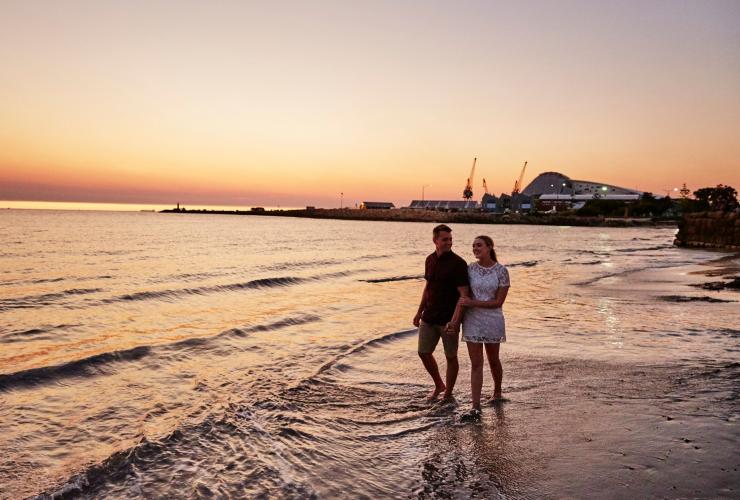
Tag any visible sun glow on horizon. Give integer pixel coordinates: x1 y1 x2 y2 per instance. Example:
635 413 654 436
1 1 739 207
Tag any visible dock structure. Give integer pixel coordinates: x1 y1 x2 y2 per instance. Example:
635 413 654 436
408 200 478 211
359 201 395 209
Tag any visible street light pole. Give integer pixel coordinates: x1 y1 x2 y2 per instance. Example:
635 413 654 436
422 184 431 201
340 192 344 209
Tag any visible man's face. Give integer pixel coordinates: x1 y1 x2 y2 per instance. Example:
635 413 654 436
433 231 453 254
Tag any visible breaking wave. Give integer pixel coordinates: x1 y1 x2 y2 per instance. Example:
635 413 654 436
361 275 422 283
0 314 321 392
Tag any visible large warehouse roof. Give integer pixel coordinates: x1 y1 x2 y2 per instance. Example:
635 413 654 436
521 172 641 197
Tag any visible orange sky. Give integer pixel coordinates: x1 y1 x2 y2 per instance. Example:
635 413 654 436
1 1 739 208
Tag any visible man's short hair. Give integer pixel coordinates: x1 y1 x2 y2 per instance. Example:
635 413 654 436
433 224 452 238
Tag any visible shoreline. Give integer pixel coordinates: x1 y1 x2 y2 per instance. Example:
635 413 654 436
11 236 738 498
161 207 678 228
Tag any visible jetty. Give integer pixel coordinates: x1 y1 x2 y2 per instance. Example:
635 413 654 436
161 207 676 228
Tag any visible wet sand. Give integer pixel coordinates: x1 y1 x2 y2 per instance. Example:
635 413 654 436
35 339 737 499
336 338 740 498
420 353 739 499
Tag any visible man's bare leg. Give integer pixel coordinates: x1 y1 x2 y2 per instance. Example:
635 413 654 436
418 352 445 400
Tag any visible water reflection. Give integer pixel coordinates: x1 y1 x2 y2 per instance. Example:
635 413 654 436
0 211 737 497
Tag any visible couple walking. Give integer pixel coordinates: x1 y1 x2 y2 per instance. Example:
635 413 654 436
412 224 510 421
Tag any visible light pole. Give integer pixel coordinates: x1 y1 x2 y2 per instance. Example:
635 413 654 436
340 192 344 209
422 184 431 201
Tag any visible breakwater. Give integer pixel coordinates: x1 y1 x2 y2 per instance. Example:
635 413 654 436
161 208 675 227
674 211 740 249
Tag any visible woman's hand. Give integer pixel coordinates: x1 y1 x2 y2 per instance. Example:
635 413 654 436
457 296 474 307
445 322 460 335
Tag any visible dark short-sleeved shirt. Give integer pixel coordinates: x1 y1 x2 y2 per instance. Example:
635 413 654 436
421 250 470 325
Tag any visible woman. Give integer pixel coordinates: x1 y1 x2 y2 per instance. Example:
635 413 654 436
448 235 510 421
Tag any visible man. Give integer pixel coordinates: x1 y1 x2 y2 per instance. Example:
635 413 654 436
413 224 470 401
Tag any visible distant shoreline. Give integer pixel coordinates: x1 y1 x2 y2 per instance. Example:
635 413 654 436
160 207 677 228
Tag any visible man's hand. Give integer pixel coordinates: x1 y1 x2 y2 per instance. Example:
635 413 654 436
413 312 422 327
445 322 460 335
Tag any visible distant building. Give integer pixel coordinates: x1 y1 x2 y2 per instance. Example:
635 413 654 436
522 171 641 210
511 193 532 212
537 194 577 212
409 200 479 211
481 193 532 213
522 172 641 199
496 194 511 212
359 201 395 209
481 193 498 212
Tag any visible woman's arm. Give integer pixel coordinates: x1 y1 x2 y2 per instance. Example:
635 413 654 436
458 286 509 309
445 285 470 333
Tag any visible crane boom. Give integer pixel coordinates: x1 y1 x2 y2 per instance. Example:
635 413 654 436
482 178 490 195
463 157 477 199
512 161 528 194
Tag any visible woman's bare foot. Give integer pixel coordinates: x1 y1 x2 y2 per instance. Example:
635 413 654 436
427 385 446 401
460 407 482 422
487 393 506 404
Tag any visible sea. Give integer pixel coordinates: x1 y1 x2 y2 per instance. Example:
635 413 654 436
1 209 738 499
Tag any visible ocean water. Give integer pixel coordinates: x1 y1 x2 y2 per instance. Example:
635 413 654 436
0 210 738 498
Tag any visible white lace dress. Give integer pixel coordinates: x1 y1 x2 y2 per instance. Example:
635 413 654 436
462 262 510 343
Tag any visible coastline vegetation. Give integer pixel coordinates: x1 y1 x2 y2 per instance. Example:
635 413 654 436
577 184 738 218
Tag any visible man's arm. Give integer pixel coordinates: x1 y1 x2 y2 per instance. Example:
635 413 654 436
413 282 429 327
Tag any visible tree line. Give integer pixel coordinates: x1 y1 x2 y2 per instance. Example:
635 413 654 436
576 184 738 218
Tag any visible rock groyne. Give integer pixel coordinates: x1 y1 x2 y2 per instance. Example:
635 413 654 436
674 211 740 250
162 207 675 227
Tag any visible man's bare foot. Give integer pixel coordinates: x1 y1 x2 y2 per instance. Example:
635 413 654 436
440 392 456 404
426 385 446 401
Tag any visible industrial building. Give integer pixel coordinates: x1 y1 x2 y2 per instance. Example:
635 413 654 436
522 171 641 198
359 201 395 209
521 172 642 211
408 200 479 211
407 164 643 214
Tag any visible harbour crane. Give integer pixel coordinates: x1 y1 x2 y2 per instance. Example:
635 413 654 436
482 178 490 195
463 157 477 200
512 161 528 195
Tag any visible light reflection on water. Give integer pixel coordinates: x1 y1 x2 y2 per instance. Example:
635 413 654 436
0 210 737 498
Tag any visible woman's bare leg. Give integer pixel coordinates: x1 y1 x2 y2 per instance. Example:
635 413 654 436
466 342 484 409
484 343 503 399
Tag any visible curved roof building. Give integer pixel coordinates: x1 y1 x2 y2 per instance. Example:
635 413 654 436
521 172 641 199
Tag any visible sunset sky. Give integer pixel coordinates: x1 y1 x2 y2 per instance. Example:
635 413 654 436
1 0 739 208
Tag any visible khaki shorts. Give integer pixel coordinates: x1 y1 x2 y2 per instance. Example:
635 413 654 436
418 321 459 357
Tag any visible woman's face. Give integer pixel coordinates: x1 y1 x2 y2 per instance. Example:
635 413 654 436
472 238 490 261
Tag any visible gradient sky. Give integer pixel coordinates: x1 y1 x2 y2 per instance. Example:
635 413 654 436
1 0 739 208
